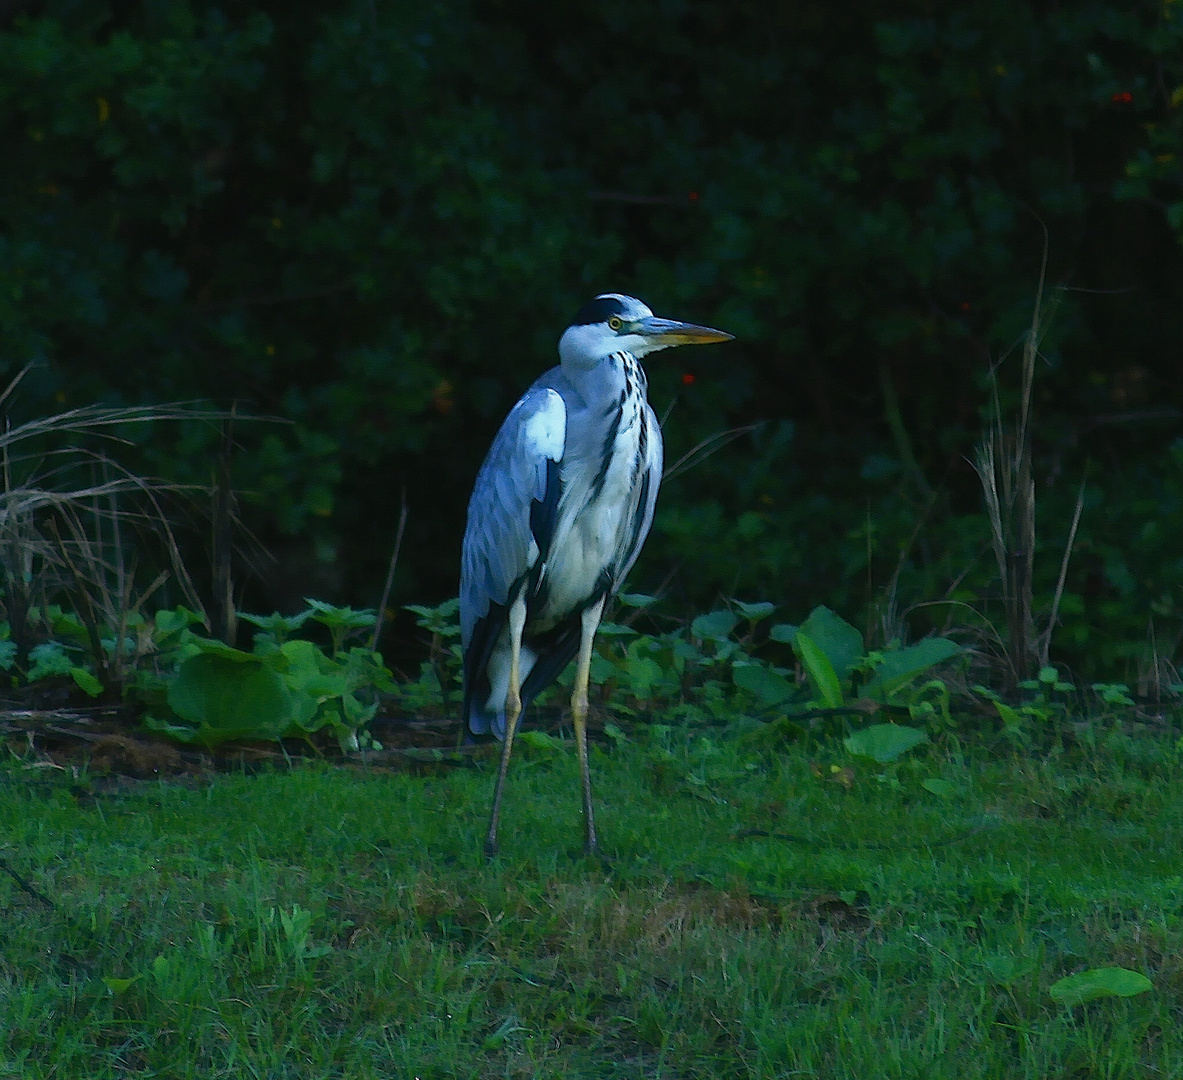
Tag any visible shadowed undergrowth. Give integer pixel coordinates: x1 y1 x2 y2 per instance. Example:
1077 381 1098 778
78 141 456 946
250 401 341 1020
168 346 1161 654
2 726 1181 1078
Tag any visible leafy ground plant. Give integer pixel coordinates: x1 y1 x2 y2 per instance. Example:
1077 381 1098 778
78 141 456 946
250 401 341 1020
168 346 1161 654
394 595 966 748
397 598 463 715
136 601 393 750
775 605 959 715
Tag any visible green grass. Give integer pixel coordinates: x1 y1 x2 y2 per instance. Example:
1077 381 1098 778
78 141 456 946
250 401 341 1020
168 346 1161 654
2 724 1182 1078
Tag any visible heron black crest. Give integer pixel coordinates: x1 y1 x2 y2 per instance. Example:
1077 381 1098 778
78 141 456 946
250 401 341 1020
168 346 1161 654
571 295 627 326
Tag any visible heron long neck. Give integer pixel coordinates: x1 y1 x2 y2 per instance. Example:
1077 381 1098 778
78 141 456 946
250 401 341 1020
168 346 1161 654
585 351 644 491
563 349 647 412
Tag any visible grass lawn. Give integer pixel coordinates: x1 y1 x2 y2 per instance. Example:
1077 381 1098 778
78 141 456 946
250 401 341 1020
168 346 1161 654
2 722 1181 1078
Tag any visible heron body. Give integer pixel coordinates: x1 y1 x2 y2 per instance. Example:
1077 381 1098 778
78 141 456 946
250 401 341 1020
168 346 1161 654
460 293 732 855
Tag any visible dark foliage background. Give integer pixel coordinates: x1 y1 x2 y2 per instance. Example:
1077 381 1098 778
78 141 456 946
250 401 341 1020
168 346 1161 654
2 0 1183 678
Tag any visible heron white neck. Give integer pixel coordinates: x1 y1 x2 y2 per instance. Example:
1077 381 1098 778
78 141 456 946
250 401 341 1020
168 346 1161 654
560 350 646 412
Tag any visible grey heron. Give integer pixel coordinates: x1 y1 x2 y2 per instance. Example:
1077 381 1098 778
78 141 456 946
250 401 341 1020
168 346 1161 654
460 293 733 856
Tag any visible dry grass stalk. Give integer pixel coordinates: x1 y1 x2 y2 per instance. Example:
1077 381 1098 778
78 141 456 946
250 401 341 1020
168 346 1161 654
662 423 761 484
1038 479 1086 670
370 487 409 652
0 365 236 681
971 239 1077 686
211 413 238 645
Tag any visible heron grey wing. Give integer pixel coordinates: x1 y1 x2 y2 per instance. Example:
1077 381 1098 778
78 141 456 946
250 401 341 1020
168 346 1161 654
460 386 568 649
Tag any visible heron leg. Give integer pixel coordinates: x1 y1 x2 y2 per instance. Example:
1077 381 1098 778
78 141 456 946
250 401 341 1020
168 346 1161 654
572 595 606 855
484 595 527 858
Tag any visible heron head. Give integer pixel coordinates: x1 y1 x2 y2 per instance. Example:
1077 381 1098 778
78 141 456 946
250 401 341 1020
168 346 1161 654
558 293 733 369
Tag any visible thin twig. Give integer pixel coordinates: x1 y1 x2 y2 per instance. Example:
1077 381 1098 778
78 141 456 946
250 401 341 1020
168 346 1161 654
212 411 237 645
0 855 55 909
1039 478 1086 669
370 488 409 651
663 424 761 483
0 362 32 412
904 598 1007 654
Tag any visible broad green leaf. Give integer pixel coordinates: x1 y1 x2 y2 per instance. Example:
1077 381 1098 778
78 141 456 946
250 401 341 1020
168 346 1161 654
47 607 89 640
287 693 323 731
799 606 864 683
341 694 378 729
27 642 73 680
794 630 844 708
238 610 312 631
732 662 795 705
603 722 628 744
167 654 294 745
995 701 1024 731
275 640 346 729
301 673 353 699
672 639 705 663
70 667 104 698
596 621 638 636
279 639 333 681
732 599 775 622
518 731 563 751
404 599 461 635
1091 683 1135 707
691 610 739 641
624 656 663 696
769 623 797 644
844 723 928 763
1049 967 1153 1006
861 637 961 699
185 637 260 661
340 647 396 692
103 975 141 995
404 599 460 619
155 606 205 635
921 777 958 799
304 598 376 628
618 593 657 608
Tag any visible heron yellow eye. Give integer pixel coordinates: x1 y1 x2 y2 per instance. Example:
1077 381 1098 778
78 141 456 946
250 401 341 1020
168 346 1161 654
608 316 624 331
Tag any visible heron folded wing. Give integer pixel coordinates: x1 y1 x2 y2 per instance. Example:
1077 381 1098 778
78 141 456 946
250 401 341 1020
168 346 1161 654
461 387 567 630
461 387 567 736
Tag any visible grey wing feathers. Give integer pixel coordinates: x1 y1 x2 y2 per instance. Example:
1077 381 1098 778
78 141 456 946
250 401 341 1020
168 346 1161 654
460 387 567 649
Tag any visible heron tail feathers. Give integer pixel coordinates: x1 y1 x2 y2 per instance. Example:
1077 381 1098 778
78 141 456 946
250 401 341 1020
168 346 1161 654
466 701 506 741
